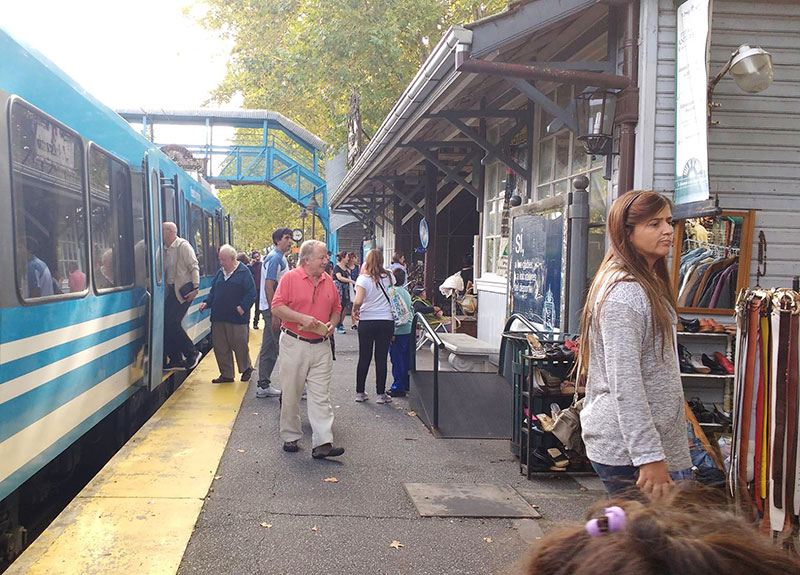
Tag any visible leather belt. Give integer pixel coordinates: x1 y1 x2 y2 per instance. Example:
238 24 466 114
783 310 798 521
281 327 328 344
772 300 791 509
738 298 760 489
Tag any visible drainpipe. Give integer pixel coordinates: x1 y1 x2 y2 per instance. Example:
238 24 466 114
615 0 640 194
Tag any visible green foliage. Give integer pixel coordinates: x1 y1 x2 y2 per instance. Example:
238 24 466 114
199 0 508 147
218 185 324 253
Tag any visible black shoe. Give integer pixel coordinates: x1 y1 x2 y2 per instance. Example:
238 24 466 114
241 367 253 382
212 375 235 383
283 441 299 453
164 360 184 370
387 389 407 398
253 324 260 330
312 443 345 459
679 317 700 333
185 351 202 370
701 354 726 375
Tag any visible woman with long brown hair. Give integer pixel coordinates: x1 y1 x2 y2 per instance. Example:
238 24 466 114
353 249 394 403
352 249 395 404
578 190 691 499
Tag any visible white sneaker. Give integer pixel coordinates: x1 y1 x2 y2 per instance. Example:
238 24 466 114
376 393 392 404
355 392 368 402
256 386 282 398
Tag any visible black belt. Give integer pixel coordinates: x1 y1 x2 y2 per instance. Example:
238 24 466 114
281 327 328 344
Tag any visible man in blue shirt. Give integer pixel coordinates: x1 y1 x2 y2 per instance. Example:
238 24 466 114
255 227 292 398
20 238 54 298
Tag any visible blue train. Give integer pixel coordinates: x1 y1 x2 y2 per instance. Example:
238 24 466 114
0 29 228 560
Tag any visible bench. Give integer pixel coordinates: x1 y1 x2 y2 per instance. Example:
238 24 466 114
436 333 500 372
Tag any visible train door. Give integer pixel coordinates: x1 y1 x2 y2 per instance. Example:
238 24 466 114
143 153 165 390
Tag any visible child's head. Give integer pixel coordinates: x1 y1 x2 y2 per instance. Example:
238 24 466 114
393 267 406 287
523 489 799 575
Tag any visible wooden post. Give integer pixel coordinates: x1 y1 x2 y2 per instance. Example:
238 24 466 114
424 158 438 301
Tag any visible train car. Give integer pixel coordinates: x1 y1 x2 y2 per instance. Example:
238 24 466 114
0 28 230 562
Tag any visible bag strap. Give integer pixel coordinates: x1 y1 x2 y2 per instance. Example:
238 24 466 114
376 277 393 308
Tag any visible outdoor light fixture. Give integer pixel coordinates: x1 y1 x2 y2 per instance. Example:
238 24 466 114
708 44 774 124
575 89 617 157
306 193 320 239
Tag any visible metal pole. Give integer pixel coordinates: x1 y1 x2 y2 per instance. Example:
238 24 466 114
567 176 590 334
433 343 439 431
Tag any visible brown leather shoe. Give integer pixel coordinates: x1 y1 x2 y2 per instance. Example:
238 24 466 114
311 443 344 459
283 441 299 453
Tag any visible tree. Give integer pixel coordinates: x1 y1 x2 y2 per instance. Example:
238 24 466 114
218 184 324 253
200 0 507 148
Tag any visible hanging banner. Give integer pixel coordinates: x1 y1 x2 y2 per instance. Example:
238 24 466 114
674 0 712 204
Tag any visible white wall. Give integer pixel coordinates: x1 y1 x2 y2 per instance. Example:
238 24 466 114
654 0 800 287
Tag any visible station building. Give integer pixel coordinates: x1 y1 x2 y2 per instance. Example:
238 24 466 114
330 0 800 346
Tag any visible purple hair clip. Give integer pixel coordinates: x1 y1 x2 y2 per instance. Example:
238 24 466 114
585 506 627 537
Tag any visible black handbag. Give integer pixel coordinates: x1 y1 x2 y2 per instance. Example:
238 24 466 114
178 282 196 298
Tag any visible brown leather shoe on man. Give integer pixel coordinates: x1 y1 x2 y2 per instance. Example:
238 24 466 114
283 441 299 453
311 443 345 459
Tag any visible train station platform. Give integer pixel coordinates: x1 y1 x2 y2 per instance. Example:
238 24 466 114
8 331 604 575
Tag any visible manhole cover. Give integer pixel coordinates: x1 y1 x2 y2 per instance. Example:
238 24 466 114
403 483 540 518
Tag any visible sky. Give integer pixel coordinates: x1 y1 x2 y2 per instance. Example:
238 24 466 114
4 0 238 111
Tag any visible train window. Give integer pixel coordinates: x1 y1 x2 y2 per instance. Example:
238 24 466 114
189 205 206 277
133 173 148 288
161 174 178 230
89 146 134 292
151 170 162 286
10 101 88 301
205 212 217 276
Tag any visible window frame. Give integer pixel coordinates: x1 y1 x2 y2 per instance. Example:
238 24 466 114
88 142 135 294
189 204 207 278
9 97 90 304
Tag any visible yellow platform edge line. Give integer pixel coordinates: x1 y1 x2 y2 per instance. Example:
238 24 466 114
7 331 259 575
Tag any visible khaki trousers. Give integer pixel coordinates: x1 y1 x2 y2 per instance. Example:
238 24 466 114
211 321 252 378
279 333 335 448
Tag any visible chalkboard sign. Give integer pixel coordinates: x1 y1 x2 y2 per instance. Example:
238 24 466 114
509 212 565 332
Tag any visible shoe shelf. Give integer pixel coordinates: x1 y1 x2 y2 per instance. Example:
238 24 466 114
680 373 734 379
518 354 592 477
677 331 732 338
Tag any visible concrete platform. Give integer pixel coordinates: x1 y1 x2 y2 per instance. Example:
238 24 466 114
7 328 604 575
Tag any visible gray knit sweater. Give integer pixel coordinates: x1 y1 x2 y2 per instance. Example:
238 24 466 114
580 280 691 471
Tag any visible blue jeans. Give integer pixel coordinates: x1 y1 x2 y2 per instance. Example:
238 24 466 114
389 333 412 392
591 461 693 498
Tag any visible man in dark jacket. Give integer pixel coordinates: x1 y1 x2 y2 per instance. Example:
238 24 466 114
199 244 257 383
249 250 263 329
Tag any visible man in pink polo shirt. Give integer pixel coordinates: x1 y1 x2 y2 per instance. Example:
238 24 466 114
271 240 344 459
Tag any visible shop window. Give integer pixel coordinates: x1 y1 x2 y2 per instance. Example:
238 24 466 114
89 146 134 291
10 101 88 300
482 161 507 277
535 86 608 281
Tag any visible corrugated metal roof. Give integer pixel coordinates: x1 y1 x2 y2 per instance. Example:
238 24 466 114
115 108 327 150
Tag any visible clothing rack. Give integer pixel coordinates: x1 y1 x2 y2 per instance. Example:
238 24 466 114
685 239 740 256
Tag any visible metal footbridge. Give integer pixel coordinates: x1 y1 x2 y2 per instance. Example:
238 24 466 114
116 108 332 248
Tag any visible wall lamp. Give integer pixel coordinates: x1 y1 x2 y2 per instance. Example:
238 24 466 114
576 88 618 157
708 44 774 125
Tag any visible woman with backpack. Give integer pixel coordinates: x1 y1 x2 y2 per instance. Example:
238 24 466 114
352 249 395 404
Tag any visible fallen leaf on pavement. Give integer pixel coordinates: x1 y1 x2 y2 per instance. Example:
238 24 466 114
214 475 222 480
531 504 539 509
311 525 319 532
404 438 417 441
389 540 404 549
483 537 493 543
260 522 272 528
579 486 587 492
237 449 245 453
252 412 259 415
323 477 339 483
407 411 417 417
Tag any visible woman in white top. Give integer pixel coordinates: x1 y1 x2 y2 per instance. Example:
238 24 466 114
352 249 395 404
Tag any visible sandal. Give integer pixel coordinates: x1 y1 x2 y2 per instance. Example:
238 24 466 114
536 413 555 432
547 447 570 468
526 334 546 359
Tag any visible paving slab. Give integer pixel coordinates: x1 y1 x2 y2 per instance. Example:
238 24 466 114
178 331 598 575
404 483 540 518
